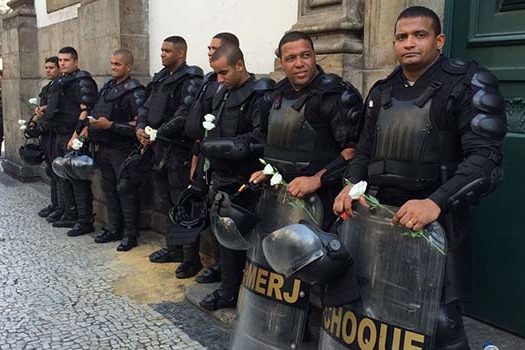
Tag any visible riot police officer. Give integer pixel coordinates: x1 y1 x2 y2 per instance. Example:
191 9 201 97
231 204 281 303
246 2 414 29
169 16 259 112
178 32 240 283
198 45 274 310
34 56 61 219
333 7 506 349
88 49 145 251
136 36 203 264
34 47 98 236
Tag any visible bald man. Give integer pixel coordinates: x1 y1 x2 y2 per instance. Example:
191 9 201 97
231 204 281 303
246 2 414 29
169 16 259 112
88 49 146 251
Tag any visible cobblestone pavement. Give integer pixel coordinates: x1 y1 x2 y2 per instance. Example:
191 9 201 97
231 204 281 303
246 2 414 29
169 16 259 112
0 169 228 350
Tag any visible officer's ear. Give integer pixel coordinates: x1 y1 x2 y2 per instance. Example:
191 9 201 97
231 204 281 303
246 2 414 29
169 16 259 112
235 59 245 73
436 33 446 51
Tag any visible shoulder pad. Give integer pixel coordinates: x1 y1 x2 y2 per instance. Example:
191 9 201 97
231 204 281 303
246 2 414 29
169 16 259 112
184 65 204 78
442 57 474 75
340 82 362 107
203 71 216 83
152 68 169 82
314 73 343 91
74 70 93 79
252 77 276 92
124 78 143 92
471 67 500 90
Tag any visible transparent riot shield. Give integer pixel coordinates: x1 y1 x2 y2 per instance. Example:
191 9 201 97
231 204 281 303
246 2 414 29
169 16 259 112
319 205 447 350
230 186 323 350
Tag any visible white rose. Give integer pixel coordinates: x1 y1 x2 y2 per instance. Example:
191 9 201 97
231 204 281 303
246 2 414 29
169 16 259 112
204 114 216 123
18 120 27 126
262 164 275 175
348 180 368 200
202 121 216 131
270 173 283 186
28 97 39 105
72 139 83 150
259 158 267 165
145 126 157 141
20 125 27 130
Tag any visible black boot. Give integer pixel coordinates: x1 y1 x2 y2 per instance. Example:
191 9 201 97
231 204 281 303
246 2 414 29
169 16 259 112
53 179 77 227
67 222 95 237
116 190 139 252
199 288 238 311
38 205 55 218
46 208 64 223
67 180 94 236
94 227 122 243
176 243 202 278
52 207 78 227
95 187 124 243
149 247 183 263
117 236 138 251
196 262 222 283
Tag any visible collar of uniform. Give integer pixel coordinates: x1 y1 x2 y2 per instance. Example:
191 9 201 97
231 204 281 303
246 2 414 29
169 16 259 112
224 73 256 108
170 62 188 75
399 54 446 88
279 64 324 99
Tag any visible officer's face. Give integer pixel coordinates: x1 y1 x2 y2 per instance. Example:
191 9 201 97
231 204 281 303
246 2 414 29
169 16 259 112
45 62 60 80
212 56 243 90
160 41 181 68
58 53 78 74
208 38 222 64
280 39 317 91
110 55 131 80
394 16 445 72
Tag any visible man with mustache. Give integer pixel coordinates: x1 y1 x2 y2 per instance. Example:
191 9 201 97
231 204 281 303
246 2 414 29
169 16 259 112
333 6 506 349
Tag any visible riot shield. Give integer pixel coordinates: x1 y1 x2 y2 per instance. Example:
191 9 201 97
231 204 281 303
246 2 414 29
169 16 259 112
318 205 447 350
230 186 323 350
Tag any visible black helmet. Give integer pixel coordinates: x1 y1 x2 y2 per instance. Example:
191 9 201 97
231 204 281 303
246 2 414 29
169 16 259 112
210 191 258 250
262 221 352 285
166 186 208 246
63 152 94 181
19 141 45 166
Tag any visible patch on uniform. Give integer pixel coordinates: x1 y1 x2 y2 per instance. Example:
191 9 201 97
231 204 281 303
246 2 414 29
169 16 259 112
368 100 374 108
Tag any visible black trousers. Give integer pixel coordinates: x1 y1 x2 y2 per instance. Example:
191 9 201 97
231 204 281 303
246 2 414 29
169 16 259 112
97 144 138 236
42 131 59 209
150 142 191 250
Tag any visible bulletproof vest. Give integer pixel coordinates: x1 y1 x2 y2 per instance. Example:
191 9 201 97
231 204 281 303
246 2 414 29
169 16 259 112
45 71 96 133
147 66 199 129
90 79 142 145
207 78 260 179
368 80 461 195
264 93 339 178
185 72 219 140
39 80 55 106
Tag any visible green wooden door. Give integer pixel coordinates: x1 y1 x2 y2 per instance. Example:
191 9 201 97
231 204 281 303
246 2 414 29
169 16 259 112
445 0 525 336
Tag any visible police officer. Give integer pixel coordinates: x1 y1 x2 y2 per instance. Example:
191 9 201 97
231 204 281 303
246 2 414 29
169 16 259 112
250 31 363 229
333 7 506 349
179 32 240 283
34 56 61 219
197 45 274 310
88 49 145 251
34 47 98 236
136 37 203 263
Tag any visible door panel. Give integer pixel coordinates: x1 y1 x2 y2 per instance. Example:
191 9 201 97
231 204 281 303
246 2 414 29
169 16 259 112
446 0 525 336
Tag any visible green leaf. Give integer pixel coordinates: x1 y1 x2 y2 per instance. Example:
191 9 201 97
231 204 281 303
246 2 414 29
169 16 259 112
203 158 210 172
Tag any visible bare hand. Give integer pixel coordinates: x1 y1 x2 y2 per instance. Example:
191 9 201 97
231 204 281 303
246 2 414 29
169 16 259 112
392 198 441 231
136 128 151 146
249 170 268 184
67 134 78 150
89 116 113 129
333 184 369 218
287 175 321 198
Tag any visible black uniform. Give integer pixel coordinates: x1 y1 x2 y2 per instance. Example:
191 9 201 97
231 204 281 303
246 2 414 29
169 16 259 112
199 75 274 309
37 79 60 216
345 55 506 349
90 77 145 250
40 70 98 233
264 67 363 229
137 63 203 252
